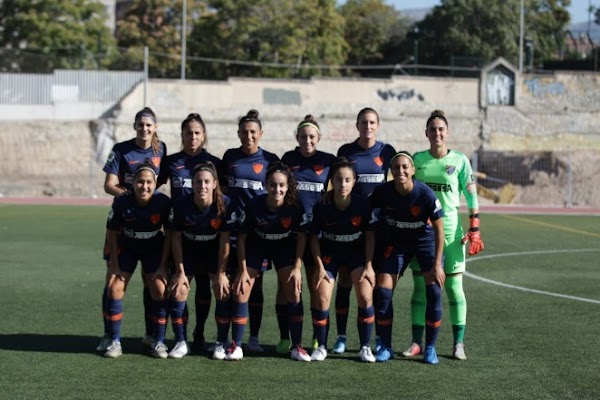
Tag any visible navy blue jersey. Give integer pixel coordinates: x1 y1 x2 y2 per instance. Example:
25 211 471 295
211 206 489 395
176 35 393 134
222 147 280 208
106 192 172 250
158 150 223 200
170 193 238 248
241 194 309 247
282 148 336 218
103 138 167 193
337 140 396 197
370 180 444 246
310 194 375 254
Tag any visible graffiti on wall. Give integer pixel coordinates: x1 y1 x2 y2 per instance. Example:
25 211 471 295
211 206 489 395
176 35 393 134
524 78 564 98
377 87 424 102
486 68 514 106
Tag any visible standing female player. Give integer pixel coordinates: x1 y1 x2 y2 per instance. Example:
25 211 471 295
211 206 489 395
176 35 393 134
309 157 376 362
280 115 336 353
158 113 223 353
402 110 483 361
222 109 280 352
228 162 310 362
97 107 167 352
332 107 396 354
370 151 445 364
167 162 237 359
102 161 172 358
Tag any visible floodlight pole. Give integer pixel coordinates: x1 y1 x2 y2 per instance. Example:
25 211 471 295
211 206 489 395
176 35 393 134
518 0 524 74
181 0 187 80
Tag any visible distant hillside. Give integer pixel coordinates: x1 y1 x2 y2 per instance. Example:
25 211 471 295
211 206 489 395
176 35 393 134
568 20 600 43
401 7 600 45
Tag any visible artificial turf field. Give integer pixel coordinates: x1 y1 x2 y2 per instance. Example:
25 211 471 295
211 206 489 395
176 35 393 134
0 204 599 400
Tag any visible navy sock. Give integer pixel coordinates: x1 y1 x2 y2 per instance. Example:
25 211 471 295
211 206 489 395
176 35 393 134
170 300 188 342
375 287 394 348
248 279 263 337
231 302 248 344
106 297 123 341
151 300 168 343
335 285 352 336
194 275 211 339
215 299 232 344
312 308 329 347
357 306 375 347
425 283 442 347
276 303 290 340
288 301 304 347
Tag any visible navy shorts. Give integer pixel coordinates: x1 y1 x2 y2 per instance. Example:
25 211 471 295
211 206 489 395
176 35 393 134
245 239 296 271
117 245 163 275
378 240 439 276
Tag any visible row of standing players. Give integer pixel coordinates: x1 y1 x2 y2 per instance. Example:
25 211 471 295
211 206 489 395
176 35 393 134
97 106 484 363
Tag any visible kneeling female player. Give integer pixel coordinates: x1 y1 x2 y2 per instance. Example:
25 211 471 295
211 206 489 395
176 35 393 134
309 157 376 362
369 151 445 364
166 162 237 359
102 161 171 359
228 162 310 361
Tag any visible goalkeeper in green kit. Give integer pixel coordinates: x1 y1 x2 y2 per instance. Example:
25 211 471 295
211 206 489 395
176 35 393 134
402 110 484 361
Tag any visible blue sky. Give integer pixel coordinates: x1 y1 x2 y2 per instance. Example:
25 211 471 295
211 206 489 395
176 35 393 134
385 0 596 24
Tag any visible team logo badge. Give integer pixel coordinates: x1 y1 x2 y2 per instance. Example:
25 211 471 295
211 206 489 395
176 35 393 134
313 165 325 175
150 214 161 225
281 217 292 229
322 256 332 265
373 157 383 167
351 216 362 226
210 218 222 230
410 206 421 217
383 245 393 259
446 165 456 175
253 163 264 174
152 157 161 168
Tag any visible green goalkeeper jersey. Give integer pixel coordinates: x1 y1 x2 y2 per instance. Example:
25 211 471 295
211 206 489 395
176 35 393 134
412 149 478 219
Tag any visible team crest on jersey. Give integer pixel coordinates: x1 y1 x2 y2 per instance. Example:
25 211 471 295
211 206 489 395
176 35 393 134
373 157 383 167
253 163 264 174
210 218 222 230
150 214 161 225
445 165 456 175
410 206 421 217
152 157 161 168
322 256 332 265
313 165 325 176
280 217 292 229
351 216 362 227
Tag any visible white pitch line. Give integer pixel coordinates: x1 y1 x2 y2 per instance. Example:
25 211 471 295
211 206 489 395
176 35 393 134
464 249 600 305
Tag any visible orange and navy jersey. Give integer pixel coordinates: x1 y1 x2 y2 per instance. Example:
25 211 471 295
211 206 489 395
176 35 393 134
106 192 171 250
369 180 444 246
222 147 279 209
337 140 396 198
103 138 167 193
282 147 336 218
170 193 238 250
240 194 308 247
158 149 223 200
309 193 374 253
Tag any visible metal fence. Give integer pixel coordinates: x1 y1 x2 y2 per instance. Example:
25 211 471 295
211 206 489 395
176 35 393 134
0 69 144 105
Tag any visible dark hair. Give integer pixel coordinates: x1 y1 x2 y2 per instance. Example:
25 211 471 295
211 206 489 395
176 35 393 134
133 158 158 180
356 107 380 124
192 161 226 216
426 109 449 128
181 113 207 149
266 161 298 207
330 156 356 181
238 109 262 130
296 114 321 136
326 156 356 201
133 107 161 155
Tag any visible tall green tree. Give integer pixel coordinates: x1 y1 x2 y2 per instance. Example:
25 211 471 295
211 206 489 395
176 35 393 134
0 0 115 72
187 0 347 79
339 0 404 67
115 0 206 78
414 0 570 69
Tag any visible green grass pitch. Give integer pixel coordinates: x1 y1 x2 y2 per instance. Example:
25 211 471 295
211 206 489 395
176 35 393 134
1 204 599 399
